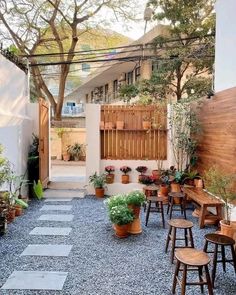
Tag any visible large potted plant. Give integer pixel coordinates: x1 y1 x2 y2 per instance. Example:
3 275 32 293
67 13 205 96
89 172 106 198
204 166 236 238
120 166 132 184
108 205 134 238
105 165 115 184
126 190 145 235
67 143 83 161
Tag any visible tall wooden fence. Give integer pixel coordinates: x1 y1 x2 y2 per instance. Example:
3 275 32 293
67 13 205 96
100 105 167 160
196 87 236 188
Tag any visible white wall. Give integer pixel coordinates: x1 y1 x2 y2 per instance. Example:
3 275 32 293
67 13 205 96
215 0 236 92
0 54 36 186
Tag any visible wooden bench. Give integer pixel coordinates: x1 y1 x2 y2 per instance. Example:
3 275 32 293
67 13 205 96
183 187 224 229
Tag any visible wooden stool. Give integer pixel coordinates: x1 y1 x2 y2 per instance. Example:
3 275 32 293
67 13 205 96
203 233 236 288
143 185 159 212
167 192 187 219
145 196 165 228
165 219 194 263
172 248 213 295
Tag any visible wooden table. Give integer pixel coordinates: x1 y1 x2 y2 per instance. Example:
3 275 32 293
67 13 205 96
183 187 224 228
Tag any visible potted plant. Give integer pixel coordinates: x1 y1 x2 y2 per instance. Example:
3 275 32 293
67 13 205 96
67 143 83 161
139 175 155 186
62 145 71 161
136 166 148 182
105 165 115 184
120 166 132 184
204 166 236 238
182 170 200 186
108 205 134 238
126 190 145 218
89 172 106 198
105 194 127 211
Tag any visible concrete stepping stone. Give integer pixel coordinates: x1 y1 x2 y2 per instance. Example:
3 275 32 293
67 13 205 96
38 214 74 222
20 244 73 257
44 198 73 202
40 205 72 211
29 227 71 236
1 271 68 290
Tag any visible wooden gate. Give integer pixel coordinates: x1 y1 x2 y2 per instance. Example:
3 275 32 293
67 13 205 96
39 98 49 188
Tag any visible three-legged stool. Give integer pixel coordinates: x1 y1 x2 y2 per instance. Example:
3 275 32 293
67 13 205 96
165 219 194 263
203 233 236 288
172 248 213 295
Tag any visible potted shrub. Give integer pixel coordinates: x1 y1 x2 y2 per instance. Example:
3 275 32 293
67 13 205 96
108 205 134 238
105 165 115 184
204 166 236 238
89 172 106 198
67 143 83 161
182 170 200 186
120 166 132 184
126 190 145 218
105 194 127 211
136 166 148 182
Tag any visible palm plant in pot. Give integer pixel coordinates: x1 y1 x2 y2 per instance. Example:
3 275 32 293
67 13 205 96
89 172 106 198
108 205 134 238
204 166 236 238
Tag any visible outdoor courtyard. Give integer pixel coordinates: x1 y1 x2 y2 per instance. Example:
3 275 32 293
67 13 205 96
0 192 235 295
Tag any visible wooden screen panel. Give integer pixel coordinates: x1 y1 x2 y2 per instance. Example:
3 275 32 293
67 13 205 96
100 105 167 160
196 87 236 190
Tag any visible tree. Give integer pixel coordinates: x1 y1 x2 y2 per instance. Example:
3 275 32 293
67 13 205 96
0 0 137 120
145 0 215 101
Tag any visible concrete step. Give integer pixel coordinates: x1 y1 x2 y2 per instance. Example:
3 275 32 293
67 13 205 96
47 181 86 190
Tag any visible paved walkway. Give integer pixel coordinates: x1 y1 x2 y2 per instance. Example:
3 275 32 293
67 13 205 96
0 192 235 294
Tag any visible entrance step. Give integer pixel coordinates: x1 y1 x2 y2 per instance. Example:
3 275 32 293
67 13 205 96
47 181 86 190
44 188 85 199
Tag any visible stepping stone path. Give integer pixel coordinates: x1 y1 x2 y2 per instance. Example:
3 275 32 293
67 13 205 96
1 195 75 292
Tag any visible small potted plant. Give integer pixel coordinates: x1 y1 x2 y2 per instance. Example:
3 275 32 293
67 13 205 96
89 172 106 198
204 166 236 238
67 143 83 161
105 165 115 184
139 175 155 186
108 205 134 238
136 166 148 182
62 145 71 161
120 166 132 184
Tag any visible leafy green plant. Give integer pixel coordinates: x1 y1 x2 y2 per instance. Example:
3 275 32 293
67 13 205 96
109 205 134 225
55 128 66 138
67 143 83 160
33 180 44 200
0 144 11 189
203 166 236 224
126 191 145 207
89 172 106 189
119 84 139 103
105 194 127 211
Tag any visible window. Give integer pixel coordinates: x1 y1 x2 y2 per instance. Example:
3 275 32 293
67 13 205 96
82 63 91 72
135 67 141 81
127 71 133 85
66 102 76 109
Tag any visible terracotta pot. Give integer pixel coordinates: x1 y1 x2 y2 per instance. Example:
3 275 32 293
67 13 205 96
121 174 129 184
15 205 22 216
128 205 141 219
114 224 130 238
106 174 115 184
171 183 181 192
220 220 235 238
159 185 168 196
194 178 204 188
62 153 70 161
116 121 124 130
95 188 105 198
7 209 16 223
142 121 151 130
152 170 161 180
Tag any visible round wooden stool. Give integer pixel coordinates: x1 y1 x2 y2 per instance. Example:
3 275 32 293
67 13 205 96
203 233 236 288
143 185 159 212
172 248 213 295
167 192 187 219
145 196 165 228
165 219 194 263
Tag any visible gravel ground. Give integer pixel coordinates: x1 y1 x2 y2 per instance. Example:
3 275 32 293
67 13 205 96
0 195 235 295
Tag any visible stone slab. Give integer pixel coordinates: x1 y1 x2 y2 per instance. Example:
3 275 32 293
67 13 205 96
44 198 73 202
38 214 74 222
1 271 68 290
20 244 73 257
40 205 72 211
29 227 71 236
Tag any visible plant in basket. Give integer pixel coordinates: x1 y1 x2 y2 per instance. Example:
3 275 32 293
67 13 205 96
108 205 134 238
105 166 115 184
120 166 132 184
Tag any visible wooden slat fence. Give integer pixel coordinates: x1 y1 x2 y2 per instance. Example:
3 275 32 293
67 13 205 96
100 105 167 160
196 87 236 190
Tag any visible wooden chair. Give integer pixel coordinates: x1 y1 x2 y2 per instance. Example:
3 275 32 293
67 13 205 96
145 196 165 228
172 248 213 295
